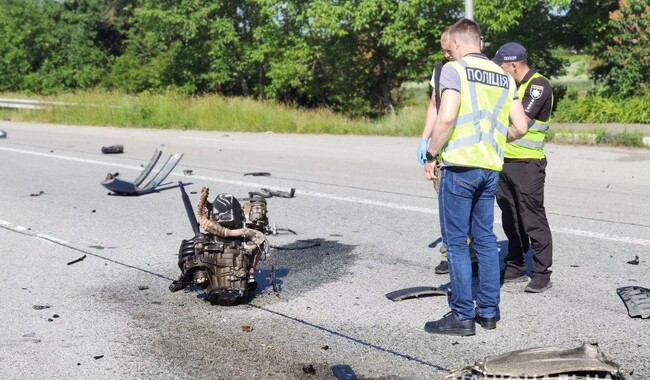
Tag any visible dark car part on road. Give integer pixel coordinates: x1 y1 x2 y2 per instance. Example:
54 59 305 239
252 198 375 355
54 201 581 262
67 254 87 265
101 144 123 154
626 255 639 265
170 186 269 306
30 190 45 197
332 364 357 380
244 172 271 176
443 343 622 380
617 286 650 318
100 149 183 195
385 286 449 301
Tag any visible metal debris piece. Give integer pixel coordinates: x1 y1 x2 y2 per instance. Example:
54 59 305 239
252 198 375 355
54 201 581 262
244 172 271 176
101 144 123 154
241 325 253 332
385 286 449 301
101 149 183 195
626 255 640 265
138 286 150 291
444 343 623 380
30 190 45 197
93 355 104 360
331 364 356 380
248 187 296 199
67 254 87 265
302 365 316 375
0 130 6 138
617 286 650 318
32 305 51 310
183 169 193 175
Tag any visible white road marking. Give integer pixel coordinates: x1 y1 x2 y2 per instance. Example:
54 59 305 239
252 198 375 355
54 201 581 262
0 219 11 225
13 225 29 232
1 146 649 246
36 234 69 245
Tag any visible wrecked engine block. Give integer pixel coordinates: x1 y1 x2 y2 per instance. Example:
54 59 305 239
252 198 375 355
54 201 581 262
170 186 269 305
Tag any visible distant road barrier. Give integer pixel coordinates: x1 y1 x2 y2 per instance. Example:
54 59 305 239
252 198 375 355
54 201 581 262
0 98 74 110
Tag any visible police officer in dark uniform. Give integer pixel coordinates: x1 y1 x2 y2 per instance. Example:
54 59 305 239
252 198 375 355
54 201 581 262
492 42 554 293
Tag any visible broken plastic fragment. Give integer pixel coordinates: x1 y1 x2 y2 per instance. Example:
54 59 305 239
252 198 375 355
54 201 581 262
617 286 650 318
101 149 183 195
101 145 123 154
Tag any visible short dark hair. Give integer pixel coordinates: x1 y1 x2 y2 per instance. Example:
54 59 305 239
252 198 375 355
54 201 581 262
449 18 481 46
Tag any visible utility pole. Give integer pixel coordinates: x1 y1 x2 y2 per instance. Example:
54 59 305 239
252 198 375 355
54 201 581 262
465 0 473 20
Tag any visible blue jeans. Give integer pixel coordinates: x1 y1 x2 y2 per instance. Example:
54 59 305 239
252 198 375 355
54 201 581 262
439 166 500 320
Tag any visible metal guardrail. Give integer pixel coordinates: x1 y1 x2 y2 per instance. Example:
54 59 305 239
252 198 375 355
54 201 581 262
0 98 73 110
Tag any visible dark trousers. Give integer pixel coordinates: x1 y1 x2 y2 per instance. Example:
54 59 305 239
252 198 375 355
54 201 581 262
496 158 553 281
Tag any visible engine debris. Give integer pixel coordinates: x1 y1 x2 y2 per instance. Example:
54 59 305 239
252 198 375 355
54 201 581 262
169 184 270 306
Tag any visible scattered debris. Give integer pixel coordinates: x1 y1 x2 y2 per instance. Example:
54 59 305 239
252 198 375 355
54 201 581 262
183 169 193 175
53 314 59 318
569 264 580 268
617 286 650 319
30 190 45 197
88 245 104 250
0 130 6 138
32 305 51 310
241 325 253 332
93 355 104 360
302 364 316 375
443 343 622 380
385 286 449 301
190 191 197 194
101 149 183 195
101 145 124 154
67 254 87 266
48 318 53 322
248 187 295 199
627 255 640 265
23 332 36 337
321 345 330 350
138 286 150 291
271 240 321 251
452 342 459 346
331 364 356 380
276 228 297 235
244 172 271 176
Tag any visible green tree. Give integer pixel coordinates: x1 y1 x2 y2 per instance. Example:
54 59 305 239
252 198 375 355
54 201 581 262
592 0 650 97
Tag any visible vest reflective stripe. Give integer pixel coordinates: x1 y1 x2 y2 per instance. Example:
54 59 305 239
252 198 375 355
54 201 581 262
506 72 552 159
440 57 515 171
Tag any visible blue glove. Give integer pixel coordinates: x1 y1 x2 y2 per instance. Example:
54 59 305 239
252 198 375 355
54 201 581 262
417 138 429 164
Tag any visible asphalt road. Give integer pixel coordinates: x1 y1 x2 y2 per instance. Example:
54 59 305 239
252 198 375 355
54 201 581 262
0 121 648 380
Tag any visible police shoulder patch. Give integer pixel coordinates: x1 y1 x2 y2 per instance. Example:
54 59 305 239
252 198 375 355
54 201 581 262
530 84 544 100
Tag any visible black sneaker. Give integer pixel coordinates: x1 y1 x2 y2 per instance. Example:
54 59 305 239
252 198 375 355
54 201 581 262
434 260 449 274
424 312 475 336
475 314 499 330
525 278 553 293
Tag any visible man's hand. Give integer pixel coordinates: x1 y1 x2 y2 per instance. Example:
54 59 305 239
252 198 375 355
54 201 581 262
417 138 429 164
424 159 438 180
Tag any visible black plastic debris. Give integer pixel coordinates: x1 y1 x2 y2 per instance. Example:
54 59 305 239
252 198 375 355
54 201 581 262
617 286 650 318
30 190 45 197
627 255 640 265
0 130 6 138
101 145 123 154
321 345 329 350
53 314 59 318
332 364 356 380
385 286 449 301
302 365 316 375
183 169 193 175
67 254 87 265
138 286 150 291
32 305 51 310
48 318 53 322
271 241 321 250
244 172 271 176
93 355 104 360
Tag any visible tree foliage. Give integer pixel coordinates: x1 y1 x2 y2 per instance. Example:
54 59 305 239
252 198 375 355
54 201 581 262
1 0 645 116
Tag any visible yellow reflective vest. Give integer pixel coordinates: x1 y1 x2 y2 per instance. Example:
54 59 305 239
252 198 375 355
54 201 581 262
440 56 517 172
505 72 553 159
